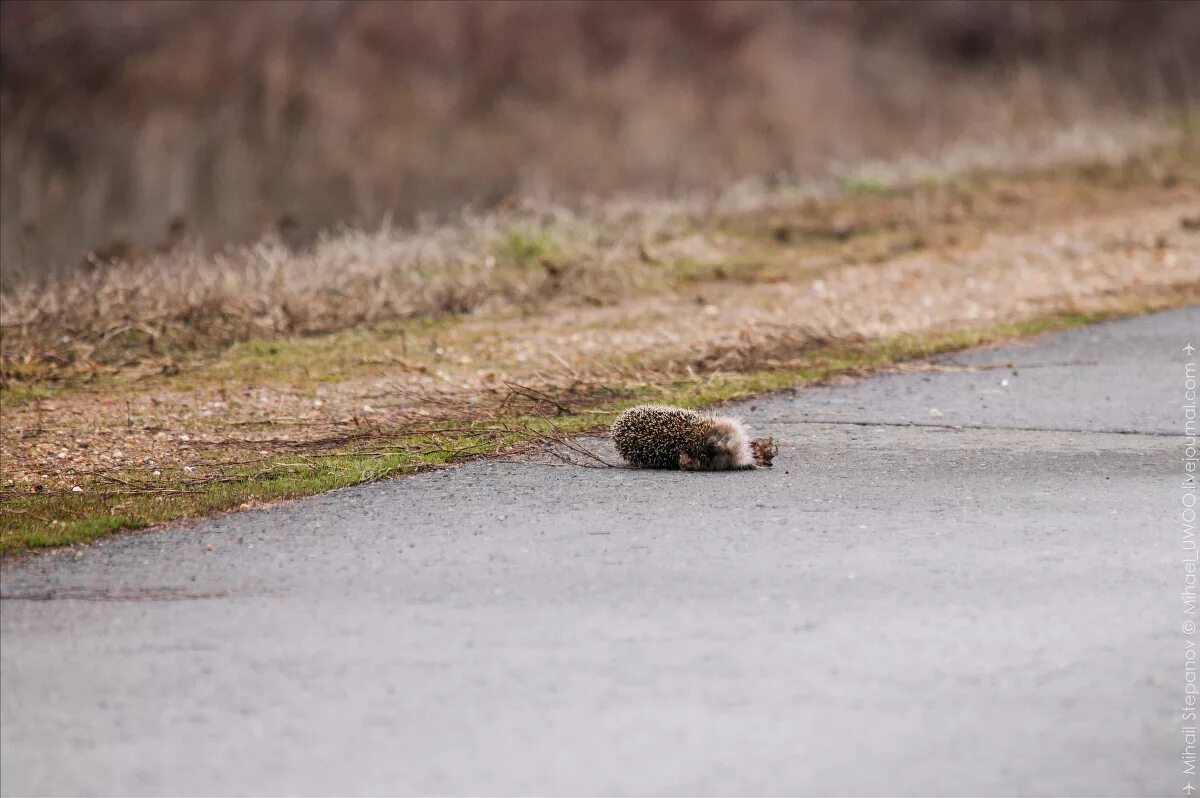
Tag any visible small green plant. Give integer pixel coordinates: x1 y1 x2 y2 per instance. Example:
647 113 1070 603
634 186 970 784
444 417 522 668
841 174 890 194
499 227 559 268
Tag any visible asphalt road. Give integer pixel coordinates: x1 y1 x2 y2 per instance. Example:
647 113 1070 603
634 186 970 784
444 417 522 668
2 307 1195 796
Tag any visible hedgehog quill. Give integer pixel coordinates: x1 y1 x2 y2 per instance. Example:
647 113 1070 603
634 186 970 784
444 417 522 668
611 404 777 471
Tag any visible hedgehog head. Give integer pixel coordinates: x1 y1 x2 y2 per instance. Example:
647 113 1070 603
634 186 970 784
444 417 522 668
679 416 755 471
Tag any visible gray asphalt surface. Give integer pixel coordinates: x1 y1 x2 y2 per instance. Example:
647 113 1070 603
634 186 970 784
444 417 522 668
2 307 1195 796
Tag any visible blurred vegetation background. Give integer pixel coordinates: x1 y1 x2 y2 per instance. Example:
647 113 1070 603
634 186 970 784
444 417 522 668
2 0 1197 279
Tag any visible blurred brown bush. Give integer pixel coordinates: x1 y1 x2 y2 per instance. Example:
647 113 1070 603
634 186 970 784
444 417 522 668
2 0 1197 278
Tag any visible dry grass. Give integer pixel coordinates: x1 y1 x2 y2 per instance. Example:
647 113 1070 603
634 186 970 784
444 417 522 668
1 125 1191 378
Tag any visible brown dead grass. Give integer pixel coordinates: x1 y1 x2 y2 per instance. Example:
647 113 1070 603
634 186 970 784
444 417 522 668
2 132 1193 380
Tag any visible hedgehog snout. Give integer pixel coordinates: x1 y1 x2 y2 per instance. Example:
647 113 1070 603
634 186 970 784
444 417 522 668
708 435 736 461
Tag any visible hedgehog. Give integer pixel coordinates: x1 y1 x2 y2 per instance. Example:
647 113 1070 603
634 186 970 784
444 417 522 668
610 404 776 471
